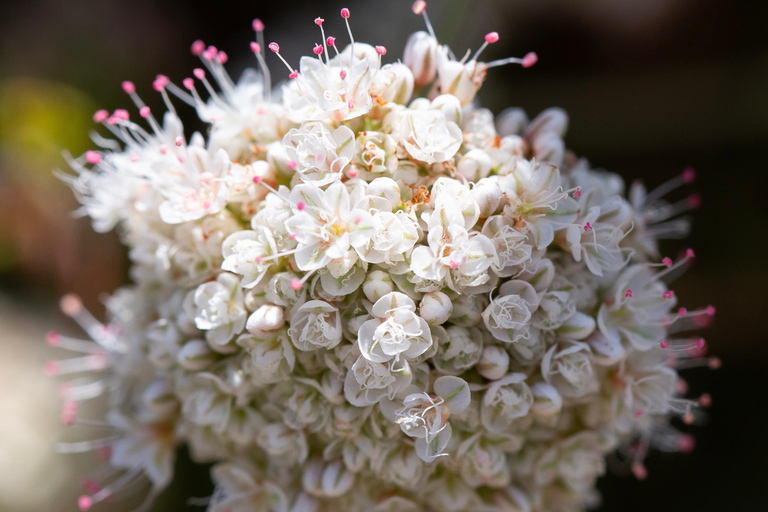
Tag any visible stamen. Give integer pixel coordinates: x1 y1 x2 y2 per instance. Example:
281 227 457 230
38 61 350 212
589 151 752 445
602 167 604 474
471 32 499 62
412 1 436 40
486 52 538 69
268 42 298 77
191 40 205 57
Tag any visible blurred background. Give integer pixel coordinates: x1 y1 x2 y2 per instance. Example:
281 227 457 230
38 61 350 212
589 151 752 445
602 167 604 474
0 0 765 510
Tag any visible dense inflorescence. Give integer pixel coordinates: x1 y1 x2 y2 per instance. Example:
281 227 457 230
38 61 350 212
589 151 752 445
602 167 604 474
48 4 717 511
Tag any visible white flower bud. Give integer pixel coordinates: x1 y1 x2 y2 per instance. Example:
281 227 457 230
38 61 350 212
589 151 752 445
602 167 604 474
430 94 463 125
287 300 342 351
530 381 563 418
458 149 493 182
495 108 529 136
403 31 439 87
435 48 486 105
266 140 293 177
418 291 453 325
471 177 503 218
141 379 178 421
371 63 415 105
177 339 217 371
363 270 395 303
477 345 510 380
303 458 355 498
246 304 285 335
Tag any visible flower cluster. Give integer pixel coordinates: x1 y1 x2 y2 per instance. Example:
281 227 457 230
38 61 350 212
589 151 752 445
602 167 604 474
48 3 717 512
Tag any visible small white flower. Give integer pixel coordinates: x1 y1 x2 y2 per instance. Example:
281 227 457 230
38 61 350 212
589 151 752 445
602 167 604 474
541 341 599 398
193 273 247 350
482 280 539 343
480 373 533 433
357 292 433 364
287 300 342 351
284 181 375 276
283 123 355 186
403 31 439 87
398 109 462 164
221 227 279 289
500 159 577 249
476 345 510 381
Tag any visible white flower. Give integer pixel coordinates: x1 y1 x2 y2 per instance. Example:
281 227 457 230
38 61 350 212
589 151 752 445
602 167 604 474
432 325 483 375
480 373 533 433
302 457 355 498
370 63 415 105
284 181 375 276
286 45 377 123
411 203 496 293
541 341 599 398
193 273 247 350
237 330 295 386
221 227 279 289
482 280 539 343
287 300 342 351
344 356 412 406
358 292 432 364
398 109 462 164
283 123 355 186
500 159 577 249
157 146 231 224
255 423 308 466
395 376 470 462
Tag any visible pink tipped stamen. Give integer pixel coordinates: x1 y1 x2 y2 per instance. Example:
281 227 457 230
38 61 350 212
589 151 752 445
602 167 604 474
662 290 674 299
634 409 644 418
45 360 60 376
631 462 648 481
678 434 696 453
624 289 633 298
412 1 436 39
688 193 702 209
699 393 712 407
341 8 350 18
662 257 673 268
85 151 101 165
584 222 592 231
193 68 205 80
348 100 355 110
660 340 669 349
339 70 347 80
191 40 205 56
60 294 84 317
121 81 135 94
682 167 696 183
268 42 280 52
252 18 265 32
296 201 306 211
375 45 387 55
78 495 93 511
573 187 581 198
252 176 263 184
471 32 499 62
522 52 538 68
685 248 695 259
290 278 303 291
47 331 62 346
289 70 299 79
183 78 195 90
175 136 184 147
313 44 323 56
251 42 261 54
287 160 297 170
93 110 109 123
327 36 337 47
347 168 359 178
139 106 150 118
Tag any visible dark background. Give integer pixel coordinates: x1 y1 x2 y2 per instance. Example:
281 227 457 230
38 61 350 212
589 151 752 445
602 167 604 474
0 0 765 510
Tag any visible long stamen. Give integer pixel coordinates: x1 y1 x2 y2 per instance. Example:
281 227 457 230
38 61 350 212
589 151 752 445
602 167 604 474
268 42 298 78
471 32 499 62
412 1 436 40
340 8 354 68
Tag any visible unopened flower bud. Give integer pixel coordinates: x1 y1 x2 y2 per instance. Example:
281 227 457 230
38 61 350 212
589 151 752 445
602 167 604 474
303 458 355 498
141 379 178 420
363 270 395 303
430 94 463 125
477 345 510 380
403 31 439 87
458 149 493 182
371 63 415 105
530 381 563 418
177 339 217 371
419 291 453 325
495 107 529 136
246 304 285 335
436 48 486 105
